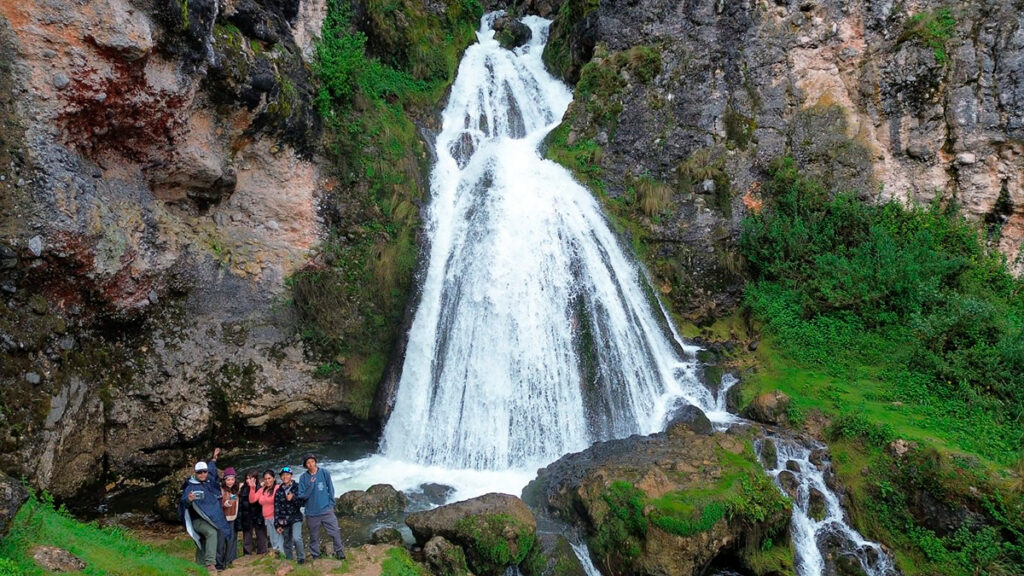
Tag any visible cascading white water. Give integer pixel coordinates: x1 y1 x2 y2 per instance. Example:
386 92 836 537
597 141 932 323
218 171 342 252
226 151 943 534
326 14 900 576
760 437 897 576
379 13 713 472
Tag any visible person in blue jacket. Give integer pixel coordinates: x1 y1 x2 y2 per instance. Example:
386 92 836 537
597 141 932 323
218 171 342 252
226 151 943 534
298 453 346 560
178 448 231 571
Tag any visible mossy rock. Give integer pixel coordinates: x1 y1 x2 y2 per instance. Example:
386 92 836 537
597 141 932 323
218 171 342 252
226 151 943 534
406 493 538 576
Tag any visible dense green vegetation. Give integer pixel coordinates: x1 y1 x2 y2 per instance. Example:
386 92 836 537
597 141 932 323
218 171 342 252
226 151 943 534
0 492 203 576
291 0 481 418
738 158 1024 575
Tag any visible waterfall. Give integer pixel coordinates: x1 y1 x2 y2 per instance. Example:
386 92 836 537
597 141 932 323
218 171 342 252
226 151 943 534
759 436 898 576
379 14 713 472
326 14 899 576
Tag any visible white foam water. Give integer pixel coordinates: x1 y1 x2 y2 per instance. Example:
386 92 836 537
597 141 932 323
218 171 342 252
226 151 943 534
760 437 898 576
378 13 711 473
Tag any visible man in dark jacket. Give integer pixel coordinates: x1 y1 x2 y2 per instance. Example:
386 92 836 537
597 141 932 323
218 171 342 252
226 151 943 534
178 448 231 571
274 466 306 563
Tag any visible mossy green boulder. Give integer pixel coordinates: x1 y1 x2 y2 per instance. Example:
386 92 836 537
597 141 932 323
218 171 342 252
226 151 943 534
406 493 538 576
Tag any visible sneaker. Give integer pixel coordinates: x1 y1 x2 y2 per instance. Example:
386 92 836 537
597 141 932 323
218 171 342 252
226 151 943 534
298 558 306 565
335 552 346 560
205 565 217 574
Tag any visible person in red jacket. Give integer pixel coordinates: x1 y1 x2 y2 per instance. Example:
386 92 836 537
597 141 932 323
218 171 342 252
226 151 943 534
247 469 283 556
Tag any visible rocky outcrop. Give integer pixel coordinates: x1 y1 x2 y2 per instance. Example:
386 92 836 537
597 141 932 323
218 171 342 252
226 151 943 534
0 0 344 499
540 0 1024 323
523 423 792 576
406 493 540 576
0 472 27 538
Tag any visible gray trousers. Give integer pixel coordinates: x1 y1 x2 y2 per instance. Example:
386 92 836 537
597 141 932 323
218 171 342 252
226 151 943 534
192 517 220 566
306 511 345 557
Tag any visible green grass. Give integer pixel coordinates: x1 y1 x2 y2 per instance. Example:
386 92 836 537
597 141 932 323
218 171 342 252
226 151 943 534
0 493 204 576
381 547 428 576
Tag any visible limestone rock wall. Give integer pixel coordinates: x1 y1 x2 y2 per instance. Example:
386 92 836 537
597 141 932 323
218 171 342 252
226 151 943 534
0 0 345 498
541 0 1024 320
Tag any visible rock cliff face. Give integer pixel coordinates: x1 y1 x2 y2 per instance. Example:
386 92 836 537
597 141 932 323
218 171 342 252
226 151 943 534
539 0 1024 319
0 0 342 498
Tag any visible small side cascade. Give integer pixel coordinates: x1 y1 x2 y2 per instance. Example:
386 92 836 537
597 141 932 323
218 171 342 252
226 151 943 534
758 435 898 576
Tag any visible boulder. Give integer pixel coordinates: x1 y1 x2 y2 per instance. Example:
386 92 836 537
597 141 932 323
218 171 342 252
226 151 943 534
32 546 86 572
665 401 713 436
493 16 532 50
420 483 455 505
336 484 408 517
0 472 28 538
777 470 800 499
370 527 405 545
524 427 791 576
424 535 470 576
758 438 778 469
808 487 828 522
742 391 790 425
406 493 537 576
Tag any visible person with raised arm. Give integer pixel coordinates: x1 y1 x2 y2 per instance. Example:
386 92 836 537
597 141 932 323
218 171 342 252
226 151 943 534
178 448 230 572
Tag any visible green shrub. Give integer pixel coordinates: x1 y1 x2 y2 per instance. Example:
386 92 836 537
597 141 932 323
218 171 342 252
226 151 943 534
903 8 956 64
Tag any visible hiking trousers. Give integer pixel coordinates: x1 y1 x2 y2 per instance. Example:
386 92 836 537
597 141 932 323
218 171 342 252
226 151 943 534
306 511 345 558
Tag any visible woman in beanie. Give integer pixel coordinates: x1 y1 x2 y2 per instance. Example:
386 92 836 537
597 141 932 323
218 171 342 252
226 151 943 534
239 469 268 555
220 468 241 567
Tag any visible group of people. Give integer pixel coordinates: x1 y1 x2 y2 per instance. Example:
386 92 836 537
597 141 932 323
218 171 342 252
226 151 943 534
177 448 346 572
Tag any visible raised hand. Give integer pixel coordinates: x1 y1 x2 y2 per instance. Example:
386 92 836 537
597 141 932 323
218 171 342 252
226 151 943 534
213 447 222 460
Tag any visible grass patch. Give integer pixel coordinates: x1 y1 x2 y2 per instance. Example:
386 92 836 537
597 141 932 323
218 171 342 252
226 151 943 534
0 493 204 576
381 547 428 576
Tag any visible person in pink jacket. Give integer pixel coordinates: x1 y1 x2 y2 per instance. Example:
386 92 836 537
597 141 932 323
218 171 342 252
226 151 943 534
248 469 283 556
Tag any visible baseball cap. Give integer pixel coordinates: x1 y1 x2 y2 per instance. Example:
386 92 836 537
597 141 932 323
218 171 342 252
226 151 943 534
280 466 292 474
194 462 209 472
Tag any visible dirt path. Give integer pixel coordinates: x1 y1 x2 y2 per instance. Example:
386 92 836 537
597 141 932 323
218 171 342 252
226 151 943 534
135 527 398 576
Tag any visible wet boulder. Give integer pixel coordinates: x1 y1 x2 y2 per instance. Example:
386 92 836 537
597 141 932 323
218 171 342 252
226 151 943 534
406 493 538 576
424 535 470 576
336 484 408 517
493 16 532 50
808 487 828 522
665 401 713 436
370 527 405 545
742 391 790 425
